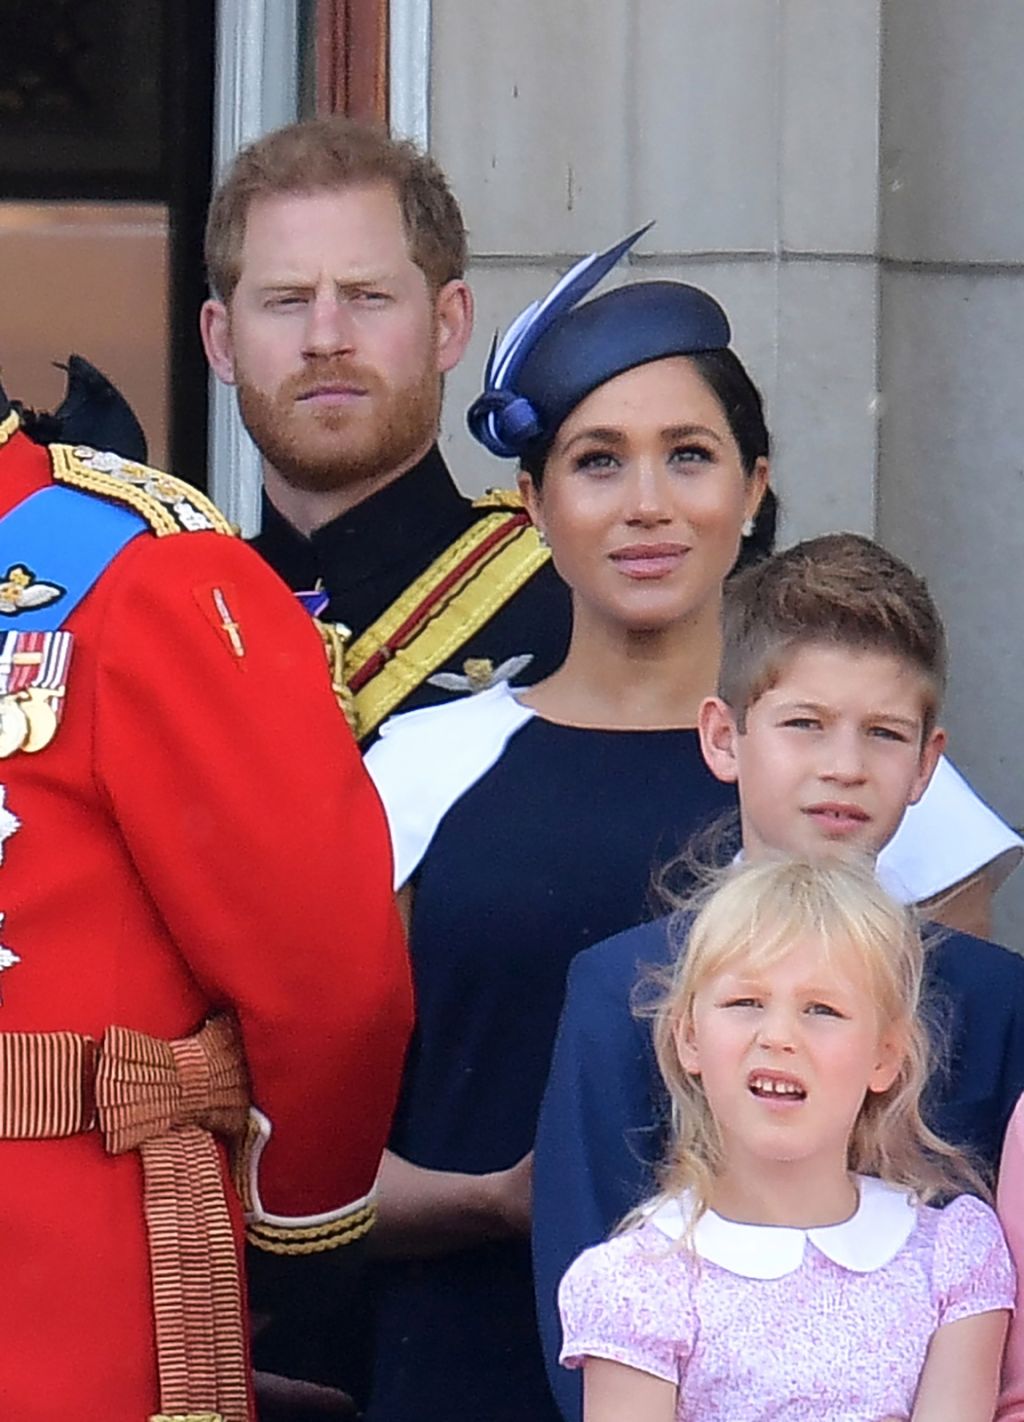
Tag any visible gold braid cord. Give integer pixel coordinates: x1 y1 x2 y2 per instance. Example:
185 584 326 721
345 490 549 741
234 1109 376 1255
247 1200 377 1255
48 443 234 537
470 488 526 511
0 408 19 448
313 618 358 734
151 1414 224 1422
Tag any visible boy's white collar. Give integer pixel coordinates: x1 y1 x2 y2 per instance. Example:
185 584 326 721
647 1174 918 1278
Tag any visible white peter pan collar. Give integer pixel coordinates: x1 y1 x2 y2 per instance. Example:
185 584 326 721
647 1175 918 1278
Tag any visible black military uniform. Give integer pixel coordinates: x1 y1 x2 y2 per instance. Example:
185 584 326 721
249 445 571 1408
250 445 572 740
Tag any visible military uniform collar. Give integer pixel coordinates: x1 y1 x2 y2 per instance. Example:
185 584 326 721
258 445 470 593
647 1175 918 1278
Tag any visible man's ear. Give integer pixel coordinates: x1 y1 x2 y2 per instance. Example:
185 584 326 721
434 279 474 375
908 724 946 806
200 299 237 386
673 1014 701 1076
698 696 741 785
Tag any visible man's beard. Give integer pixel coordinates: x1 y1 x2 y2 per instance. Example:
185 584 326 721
236 357 441 494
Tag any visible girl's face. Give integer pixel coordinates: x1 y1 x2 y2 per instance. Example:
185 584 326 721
676 934 904 1180
518 356 768 635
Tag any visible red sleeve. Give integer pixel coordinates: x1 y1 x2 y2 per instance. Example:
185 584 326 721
90 530 412 1220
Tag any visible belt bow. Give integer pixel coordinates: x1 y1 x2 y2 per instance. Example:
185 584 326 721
95 1013 249 1154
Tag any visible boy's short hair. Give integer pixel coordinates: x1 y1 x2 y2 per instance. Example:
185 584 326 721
205 115 468 301
719 532 947 736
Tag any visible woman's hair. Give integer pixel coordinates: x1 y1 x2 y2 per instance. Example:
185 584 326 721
688 349 770 476
690 349 775 565
639 856 983 1229
520 345 779 562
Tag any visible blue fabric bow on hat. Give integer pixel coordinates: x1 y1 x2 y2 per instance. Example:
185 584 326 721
466 224 732 461
467 225 653 459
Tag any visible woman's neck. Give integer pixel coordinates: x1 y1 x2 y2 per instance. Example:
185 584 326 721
520 599 723 730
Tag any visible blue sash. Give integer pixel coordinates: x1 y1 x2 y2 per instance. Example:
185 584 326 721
0 486 146 630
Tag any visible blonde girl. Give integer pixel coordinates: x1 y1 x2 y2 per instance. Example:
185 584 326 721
558 857 1013 1422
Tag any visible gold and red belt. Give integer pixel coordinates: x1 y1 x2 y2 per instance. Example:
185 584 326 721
0 1015 251 1422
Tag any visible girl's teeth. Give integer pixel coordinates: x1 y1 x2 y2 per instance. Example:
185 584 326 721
753 1077 803 1096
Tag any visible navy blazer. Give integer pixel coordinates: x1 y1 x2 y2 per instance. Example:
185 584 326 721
532 915 1024 1422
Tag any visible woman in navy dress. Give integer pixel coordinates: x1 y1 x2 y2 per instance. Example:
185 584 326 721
363 234 1021 1422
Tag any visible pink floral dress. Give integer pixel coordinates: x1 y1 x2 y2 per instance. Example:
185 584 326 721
559 1176 1014 1421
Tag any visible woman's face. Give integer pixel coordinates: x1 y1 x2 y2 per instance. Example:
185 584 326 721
519 356 768 635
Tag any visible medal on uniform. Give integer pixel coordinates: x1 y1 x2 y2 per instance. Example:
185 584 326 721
0 696 28 757
20 686 61 753
0 630 74 756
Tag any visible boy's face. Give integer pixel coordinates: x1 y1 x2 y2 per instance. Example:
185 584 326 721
699 644 945 862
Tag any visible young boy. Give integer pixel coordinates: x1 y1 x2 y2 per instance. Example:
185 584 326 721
533 532 1024 1422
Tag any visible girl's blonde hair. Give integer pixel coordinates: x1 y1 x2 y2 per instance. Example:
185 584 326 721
643 855 983 1225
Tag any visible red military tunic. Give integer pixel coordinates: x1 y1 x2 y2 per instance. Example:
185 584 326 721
0 412 412 1420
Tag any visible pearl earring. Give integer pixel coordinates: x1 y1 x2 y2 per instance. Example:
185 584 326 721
741 517 755 538
536 527 549 548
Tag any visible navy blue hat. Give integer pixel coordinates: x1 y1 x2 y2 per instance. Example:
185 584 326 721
468 229 731 460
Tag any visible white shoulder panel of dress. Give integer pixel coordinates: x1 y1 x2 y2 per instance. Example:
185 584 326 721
877 754 1023 905
367 707 1021 903
365 684 536 890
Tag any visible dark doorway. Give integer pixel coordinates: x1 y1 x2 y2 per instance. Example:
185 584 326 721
0 1 215 485
164 3 217 486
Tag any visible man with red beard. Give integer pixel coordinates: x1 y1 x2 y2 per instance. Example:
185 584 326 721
201 117 571 746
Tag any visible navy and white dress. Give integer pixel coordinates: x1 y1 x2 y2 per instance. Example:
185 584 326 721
363 683 1021 1422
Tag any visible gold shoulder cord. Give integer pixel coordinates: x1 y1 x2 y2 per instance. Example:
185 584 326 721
49 444 370 739
312 618 358 733
346 489 549 740
0 410 19 449
470 487 526 511
48 444 234 537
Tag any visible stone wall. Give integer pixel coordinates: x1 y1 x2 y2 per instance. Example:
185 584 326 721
427 0 1024 942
